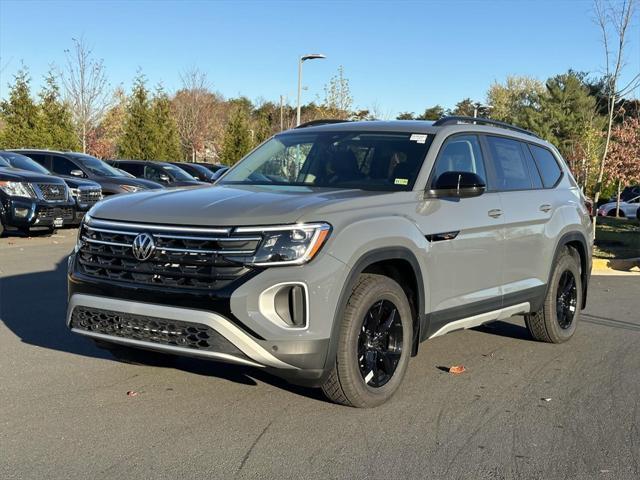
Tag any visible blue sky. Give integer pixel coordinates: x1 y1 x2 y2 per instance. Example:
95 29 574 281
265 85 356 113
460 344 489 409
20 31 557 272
1 0 638 117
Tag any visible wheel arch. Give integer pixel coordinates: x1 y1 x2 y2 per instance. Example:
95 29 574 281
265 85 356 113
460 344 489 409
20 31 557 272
547 231 591 310
322 247 427 380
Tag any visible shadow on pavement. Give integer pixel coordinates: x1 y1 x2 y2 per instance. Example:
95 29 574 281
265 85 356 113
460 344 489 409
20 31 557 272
0 257 324 403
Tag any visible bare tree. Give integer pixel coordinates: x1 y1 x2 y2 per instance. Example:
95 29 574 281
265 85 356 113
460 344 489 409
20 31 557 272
592 0 638 237
62 37 111 153
173 68 221 161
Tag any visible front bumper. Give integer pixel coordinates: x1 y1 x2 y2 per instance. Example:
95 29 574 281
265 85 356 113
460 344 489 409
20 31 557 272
0 196 75 230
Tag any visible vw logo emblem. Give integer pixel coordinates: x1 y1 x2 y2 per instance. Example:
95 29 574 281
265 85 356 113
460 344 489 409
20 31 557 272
132 233 156 261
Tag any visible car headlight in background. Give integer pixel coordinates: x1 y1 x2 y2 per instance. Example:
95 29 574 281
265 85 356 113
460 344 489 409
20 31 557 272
233 223 331 266
0 181 36 198
120 185 144 193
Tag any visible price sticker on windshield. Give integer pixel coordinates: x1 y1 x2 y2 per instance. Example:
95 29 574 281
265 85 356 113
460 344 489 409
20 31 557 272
410 134 428 144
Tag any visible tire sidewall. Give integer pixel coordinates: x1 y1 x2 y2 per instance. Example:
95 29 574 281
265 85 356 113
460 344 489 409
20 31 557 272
338 277 413 407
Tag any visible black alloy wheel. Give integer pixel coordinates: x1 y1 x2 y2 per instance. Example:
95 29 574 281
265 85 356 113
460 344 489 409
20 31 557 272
556 270 577 329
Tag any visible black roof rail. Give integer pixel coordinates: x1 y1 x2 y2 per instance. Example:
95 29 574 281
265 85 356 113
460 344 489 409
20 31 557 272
433 116 539 138
295 119 350 129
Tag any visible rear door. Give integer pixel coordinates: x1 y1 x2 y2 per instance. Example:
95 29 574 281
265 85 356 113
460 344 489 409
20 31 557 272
416 134 505 327
484 136 558 303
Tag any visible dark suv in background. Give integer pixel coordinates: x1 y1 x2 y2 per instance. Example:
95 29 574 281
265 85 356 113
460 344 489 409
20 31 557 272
0 151 102 225
13 150 164 196
168 162 217 183
109 160 205 187
0 155 75 236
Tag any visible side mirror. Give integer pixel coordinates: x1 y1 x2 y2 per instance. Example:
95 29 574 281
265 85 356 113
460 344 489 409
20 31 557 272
426 171 486 198
70 169 85 178
159 174 171 183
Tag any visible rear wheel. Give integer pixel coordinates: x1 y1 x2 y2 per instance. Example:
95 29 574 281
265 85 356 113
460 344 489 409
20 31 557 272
525 247 582 343
0 219 5 237
322 274 413 407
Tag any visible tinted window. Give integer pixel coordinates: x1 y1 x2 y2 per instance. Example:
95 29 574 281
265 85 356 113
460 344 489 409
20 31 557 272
528 144 562 188
24 153 48 167
486 136 532 191
52 155 80 176
0 155 10 167
118 163 144 176
522 144 543 189
1 152 51 174
144 165 165 182
432 135 487 186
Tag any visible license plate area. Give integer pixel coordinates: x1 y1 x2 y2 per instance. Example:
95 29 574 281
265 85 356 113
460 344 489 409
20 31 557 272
54 217 64 228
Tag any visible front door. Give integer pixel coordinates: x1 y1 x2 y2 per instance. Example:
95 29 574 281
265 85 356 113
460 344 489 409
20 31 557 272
415 134 504 334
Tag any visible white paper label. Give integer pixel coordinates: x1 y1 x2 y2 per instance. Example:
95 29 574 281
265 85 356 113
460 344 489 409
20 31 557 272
410 133 428 144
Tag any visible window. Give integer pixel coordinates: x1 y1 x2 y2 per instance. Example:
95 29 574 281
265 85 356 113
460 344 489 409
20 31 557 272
522 145 543 189
528 144 562 188
220 131 433 191
24 153 48 167
486 136 532 191
432 135 487 186
52 155 80 176
144 165 165 183
118 163 144 177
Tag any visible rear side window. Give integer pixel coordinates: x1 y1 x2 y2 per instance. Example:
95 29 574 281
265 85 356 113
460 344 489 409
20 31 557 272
432 135 487 186
485 136 532 191
52 155 79 176
119 163 144 176
528 144 562 188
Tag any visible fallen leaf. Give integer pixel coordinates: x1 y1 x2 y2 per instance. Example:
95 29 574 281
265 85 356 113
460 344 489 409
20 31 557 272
542 397 552 402
449 365 466 374
126 390 139 397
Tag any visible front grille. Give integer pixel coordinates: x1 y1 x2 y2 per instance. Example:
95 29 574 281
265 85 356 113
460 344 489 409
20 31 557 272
38 207 74 221
70 306 248 356
36 183 67 201
77 219 261 290
79 189 102 204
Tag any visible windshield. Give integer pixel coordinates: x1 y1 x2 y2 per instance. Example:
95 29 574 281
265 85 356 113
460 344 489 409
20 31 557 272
162 164 196 181
220 131 433 191
73 154 125 177
0 156 10 167
1 152 51 174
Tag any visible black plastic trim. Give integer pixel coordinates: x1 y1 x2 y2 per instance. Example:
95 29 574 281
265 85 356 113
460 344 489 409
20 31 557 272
547 231 591 310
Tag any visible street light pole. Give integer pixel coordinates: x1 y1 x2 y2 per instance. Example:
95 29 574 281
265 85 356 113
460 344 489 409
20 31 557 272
296 53 326 126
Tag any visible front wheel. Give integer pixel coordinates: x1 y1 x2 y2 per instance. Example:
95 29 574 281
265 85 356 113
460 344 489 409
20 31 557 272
322 274 413 407
525 247 582 343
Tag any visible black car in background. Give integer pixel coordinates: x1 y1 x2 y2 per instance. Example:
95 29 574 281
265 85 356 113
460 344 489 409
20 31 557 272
195 162 226 174
0 151 102 225
168 162 216 182
0 155 75 236
13 150 164 195
210 166 229 181
109 160 205 187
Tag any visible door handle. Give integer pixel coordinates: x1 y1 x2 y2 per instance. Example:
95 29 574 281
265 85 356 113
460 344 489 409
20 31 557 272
539 204 552 213
488 209 503 218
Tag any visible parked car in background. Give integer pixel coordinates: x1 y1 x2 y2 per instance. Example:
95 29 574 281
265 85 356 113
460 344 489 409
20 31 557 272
13 150 164 196
0 155 75 236
597 196 640 218
195 162 226 174
0 151 102 225
614 185 640 203
210 166 229 181
109 160 206 187
169 162 217 182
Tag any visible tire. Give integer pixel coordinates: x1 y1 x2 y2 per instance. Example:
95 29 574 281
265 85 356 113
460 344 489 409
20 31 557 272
321 274 413 408
636 208 640 221
607 209 625 218
525 247 582 343
93 339 176 366
0 220 5 238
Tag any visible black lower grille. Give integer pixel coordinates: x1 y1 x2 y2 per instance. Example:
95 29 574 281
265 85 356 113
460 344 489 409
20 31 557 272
38 207 74 221
70 306 248 356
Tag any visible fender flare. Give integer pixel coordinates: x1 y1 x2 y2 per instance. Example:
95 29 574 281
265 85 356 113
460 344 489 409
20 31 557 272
320 247 426 380
544 231 591 311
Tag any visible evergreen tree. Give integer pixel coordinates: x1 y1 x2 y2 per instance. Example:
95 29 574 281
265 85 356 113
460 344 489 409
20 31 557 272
150 85 182 160
0 68 44 148
417 105 445 120
220 107 252 165
119 74 154 159
38 70 80 151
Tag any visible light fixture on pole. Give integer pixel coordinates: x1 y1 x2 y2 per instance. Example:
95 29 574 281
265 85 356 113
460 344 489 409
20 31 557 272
296 53 326 126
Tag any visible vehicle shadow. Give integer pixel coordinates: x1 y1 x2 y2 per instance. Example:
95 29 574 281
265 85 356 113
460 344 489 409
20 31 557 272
0 258 324 403
473 319 534 341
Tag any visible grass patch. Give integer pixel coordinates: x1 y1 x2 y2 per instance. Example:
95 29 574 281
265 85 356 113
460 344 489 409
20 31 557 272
594 217 640 259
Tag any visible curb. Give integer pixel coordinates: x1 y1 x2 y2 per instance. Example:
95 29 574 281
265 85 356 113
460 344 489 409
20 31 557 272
592 257 640 274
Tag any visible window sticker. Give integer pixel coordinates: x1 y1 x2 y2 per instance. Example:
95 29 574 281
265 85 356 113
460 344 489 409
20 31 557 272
394 178 409 186
410 133 428 144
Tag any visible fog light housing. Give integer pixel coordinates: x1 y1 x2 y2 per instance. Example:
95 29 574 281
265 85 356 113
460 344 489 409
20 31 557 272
259 283 308 328
14 207 29 218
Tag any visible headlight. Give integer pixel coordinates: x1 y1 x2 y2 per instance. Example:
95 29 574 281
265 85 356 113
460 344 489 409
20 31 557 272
120 185 143 193
233 223 331 266
0 181 36 198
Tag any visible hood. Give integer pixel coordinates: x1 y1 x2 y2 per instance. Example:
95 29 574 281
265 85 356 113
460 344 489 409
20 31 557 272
91 184 378 226
63 177 102 189
169 180 207 187
0 167 67 184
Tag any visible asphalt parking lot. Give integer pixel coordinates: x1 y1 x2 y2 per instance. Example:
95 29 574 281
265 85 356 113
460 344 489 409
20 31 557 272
1 230 639 480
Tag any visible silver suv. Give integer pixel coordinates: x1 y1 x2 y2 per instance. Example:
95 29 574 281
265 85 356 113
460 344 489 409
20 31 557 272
67 117 592 407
